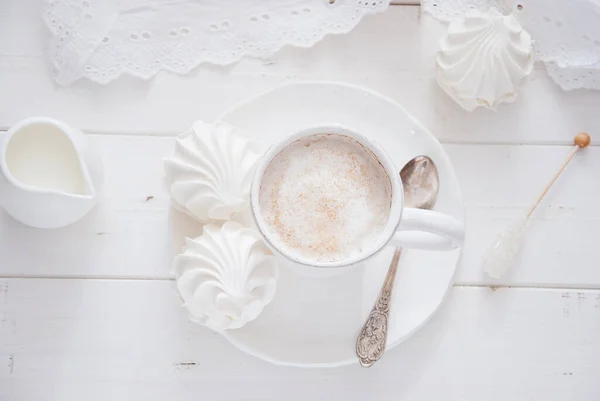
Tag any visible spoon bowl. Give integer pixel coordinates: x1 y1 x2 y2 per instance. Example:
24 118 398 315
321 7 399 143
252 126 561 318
401 155 440 209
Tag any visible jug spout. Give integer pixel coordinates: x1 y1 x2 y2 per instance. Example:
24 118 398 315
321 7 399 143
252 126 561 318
0 117 103 229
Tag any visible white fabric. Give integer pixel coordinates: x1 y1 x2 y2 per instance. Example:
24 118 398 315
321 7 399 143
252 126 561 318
422 0 512 20
545 61 600 91
43 0 390 86
423 0 600 90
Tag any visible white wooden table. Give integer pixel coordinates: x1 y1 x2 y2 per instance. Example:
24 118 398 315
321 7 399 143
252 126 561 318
1 3 600 400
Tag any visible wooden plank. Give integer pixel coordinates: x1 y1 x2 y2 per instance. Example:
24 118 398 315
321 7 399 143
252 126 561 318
0 135 174 279
0 5 598 144
0 134 599 287
449 143 600 288
0 279 598 400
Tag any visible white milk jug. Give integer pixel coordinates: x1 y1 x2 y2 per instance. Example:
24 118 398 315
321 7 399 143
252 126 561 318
0 117 103 229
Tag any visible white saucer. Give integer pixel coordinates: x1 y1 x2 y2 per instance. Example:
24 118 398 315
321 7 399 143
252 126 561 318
212 82 463 367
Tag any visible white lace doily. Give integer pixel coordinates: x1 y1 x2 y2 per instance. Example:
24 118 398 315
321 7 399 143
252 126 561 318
43 0 390 86
423 0 600 90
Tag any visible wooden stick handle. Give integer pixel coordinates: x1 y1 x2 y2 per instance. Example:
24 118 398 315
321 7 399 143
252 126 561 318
526 133 591 218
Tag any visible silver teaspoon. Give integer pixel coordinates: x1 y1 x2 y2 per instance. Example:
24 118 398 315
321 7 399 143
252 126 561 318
356 155 440 367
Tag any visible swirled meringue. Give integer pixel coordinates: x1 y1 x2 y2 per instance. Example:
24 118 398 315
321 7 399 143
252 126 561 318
436 8 534 111
164 121 262 222
172 221 278 331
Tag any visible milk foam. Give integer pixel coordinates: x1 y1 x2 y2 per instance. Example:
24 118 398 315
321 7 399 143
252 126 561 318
259 134 392 263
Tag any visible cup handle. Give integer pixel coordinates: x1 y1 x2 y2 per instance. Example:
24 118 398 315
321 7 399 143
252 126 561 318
390 208 465 250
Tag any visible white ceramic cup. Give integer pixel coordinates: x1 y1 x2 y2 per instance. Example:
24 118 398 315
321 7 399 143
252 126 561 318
250 126 465 277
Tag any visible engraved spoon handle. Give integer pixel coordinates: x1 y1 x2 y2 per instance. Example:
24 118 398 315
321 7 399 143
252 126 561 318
356 247 402 367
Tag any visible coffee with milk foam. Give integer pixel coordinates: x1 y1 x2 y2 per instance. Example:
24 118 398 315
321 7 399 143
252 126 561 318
259 133 392 263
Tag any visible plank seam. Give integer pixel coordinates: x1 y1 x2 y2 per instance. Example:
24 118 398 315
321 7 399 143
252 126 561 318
0 275 598 291
2 129 596 147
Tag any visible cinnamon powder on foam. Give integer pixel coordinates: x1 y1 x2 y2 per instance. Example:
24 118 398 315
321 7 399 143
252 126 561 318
259 134 392 263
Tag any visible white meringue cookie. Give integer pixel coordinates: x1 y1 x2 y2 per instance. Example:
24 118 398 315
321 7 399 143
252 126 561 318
164 121 263 222
436 8 534 111
172 221 278 331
